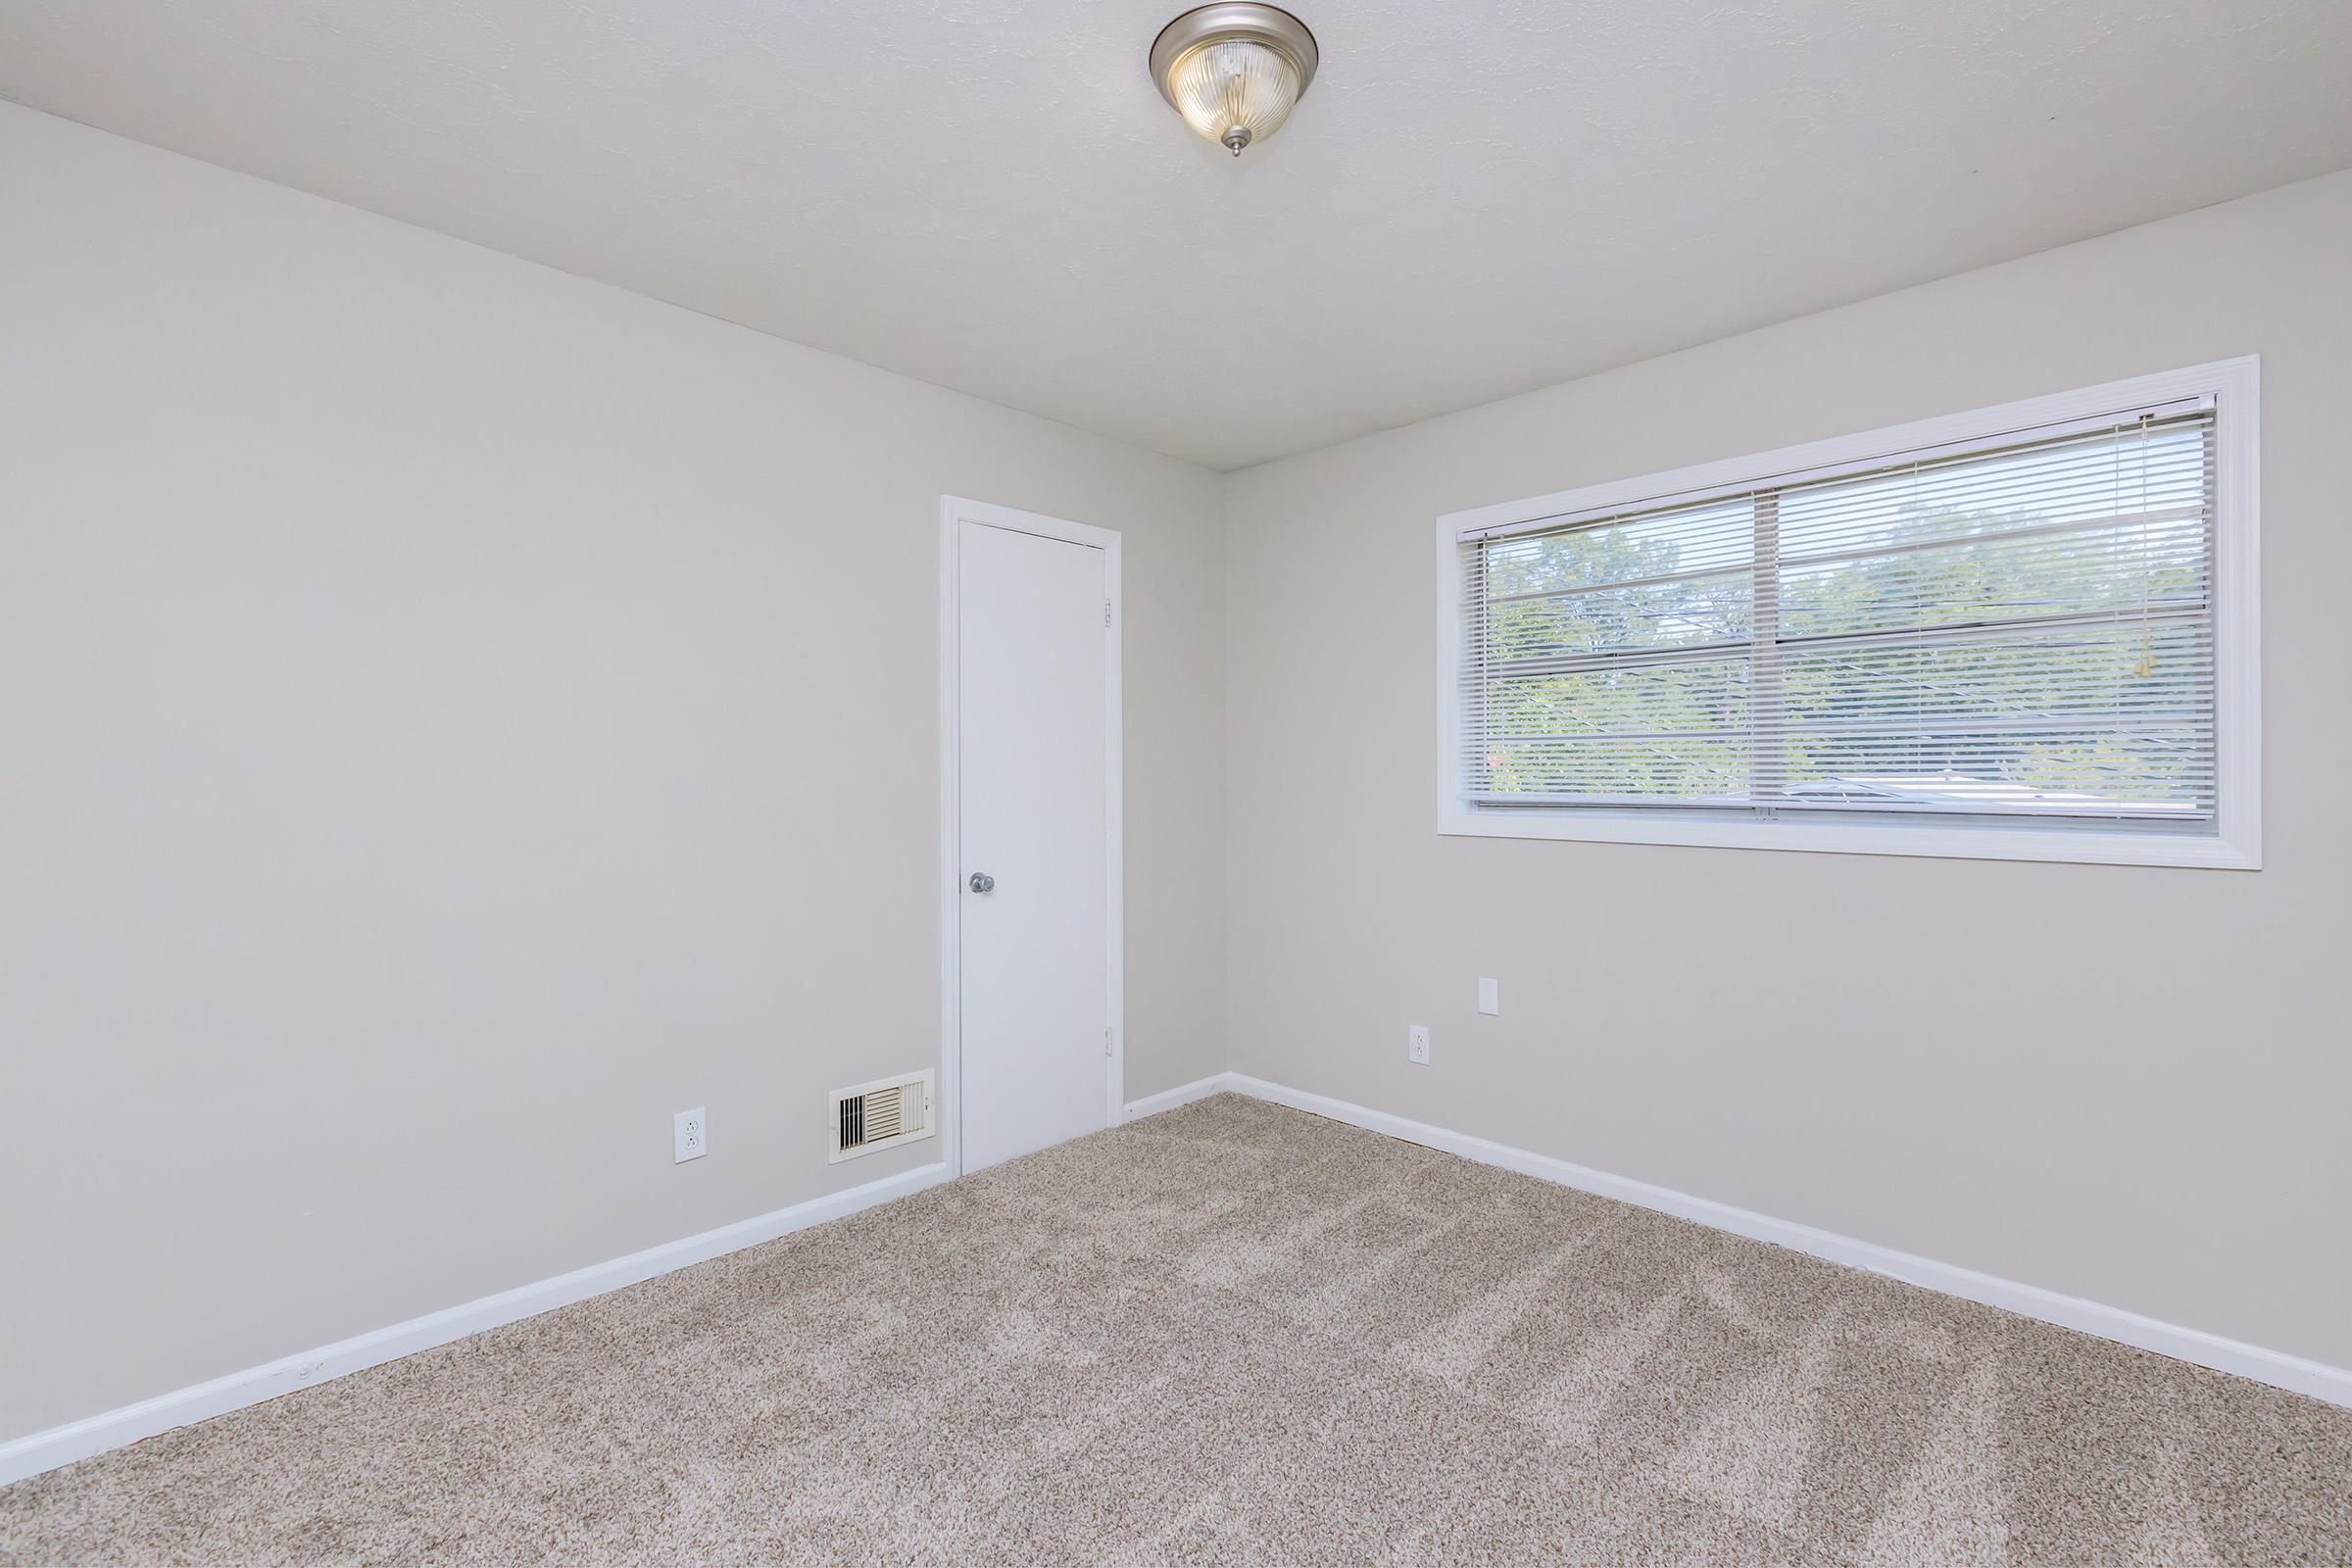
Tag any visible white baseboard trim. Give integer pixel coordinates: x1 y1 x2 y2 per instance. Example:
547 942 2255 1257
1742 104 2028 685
1122 1073 1232 1121
1222 1073 2352 1410
0 1160 951 1489
14 1071 2345 1490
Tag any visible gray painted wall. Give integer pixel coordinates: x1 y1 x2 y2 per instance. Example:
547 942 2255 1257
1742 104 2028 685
1221 170 2352 1372
0 104 1226 1444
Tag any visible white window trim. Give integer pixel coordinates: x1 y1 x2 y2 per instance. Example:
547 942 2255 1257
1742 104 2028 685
1433 357 2262 869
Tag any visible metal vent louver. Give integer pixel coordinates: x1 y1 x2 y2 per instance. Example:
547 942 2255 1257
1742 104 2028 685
829 1070 935 1163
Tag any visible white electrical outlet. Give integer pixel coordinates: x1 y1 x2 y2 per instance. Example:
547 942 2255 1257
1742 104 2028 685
1407 1024 1430 1065
673 1107 707 1163
1478 977 1500 1015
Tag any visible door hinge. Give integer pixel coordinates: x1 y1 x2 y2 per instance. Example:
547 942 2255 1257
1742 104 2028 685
1104 1025 1114 1057
1103 598 1112 629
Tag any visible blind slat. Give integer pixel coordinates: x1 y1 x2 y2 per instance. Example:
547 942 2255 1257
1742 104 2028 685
1458 396 2213 543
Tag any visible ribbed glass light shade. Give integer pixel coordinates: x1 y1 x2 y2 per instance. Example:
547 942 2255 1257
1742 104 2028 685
1164 37 1302 154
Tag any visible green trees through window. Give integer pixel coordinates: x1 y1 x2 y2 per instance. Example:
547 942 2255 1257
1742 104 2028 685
1461 414 2216 821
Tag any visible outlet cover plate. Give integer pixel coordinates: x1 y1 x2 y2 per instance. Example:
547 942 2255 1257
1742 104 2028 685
674 1107 707 1163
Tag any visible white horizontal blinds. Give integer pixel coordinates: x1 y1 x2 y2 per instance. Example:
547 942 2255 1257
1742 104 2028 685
1458 404 2218 824
1462 494 1757 804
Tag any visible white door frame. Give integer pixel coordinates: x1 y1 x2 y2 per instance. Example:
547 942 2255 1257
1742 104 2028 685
938 496 1124 1179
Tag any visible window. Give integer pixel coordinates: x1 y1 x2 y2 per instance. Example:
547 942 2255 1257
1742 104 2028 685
1436 360 2260 867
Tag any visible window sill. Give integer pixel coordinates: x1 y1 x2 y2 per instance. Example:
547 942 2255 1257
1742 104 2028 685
1436 806 2261 869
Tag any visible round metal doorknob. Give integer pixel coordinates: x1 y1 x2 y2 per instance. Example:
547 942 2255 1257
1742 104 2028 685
967 871 996 893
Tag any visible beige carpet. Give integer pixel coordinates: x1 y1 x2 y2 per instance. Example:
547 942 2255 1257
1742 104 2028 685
5 1095 2348 1565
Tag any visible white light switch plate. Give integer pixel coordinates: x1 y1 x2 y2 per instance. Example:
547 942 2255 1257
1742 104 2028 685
1478 978 1499 1015
674 1107 707 1163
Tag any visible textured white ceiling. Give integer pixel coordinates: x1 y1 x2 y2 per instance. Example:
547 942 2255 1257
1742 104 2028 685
6 1 2351 468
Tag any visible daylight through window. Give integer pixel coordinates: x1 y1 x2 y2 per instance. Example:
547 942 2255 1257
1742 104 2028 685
1453 400 2223 834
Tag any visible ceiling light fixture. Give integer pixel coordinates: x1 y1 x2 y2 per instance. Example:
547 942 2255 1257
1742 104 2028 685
1149 3 1319 158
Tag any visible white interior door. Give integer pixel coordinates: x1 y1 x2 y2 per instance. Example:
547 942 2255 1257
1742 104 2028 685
955 511 1114 1173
